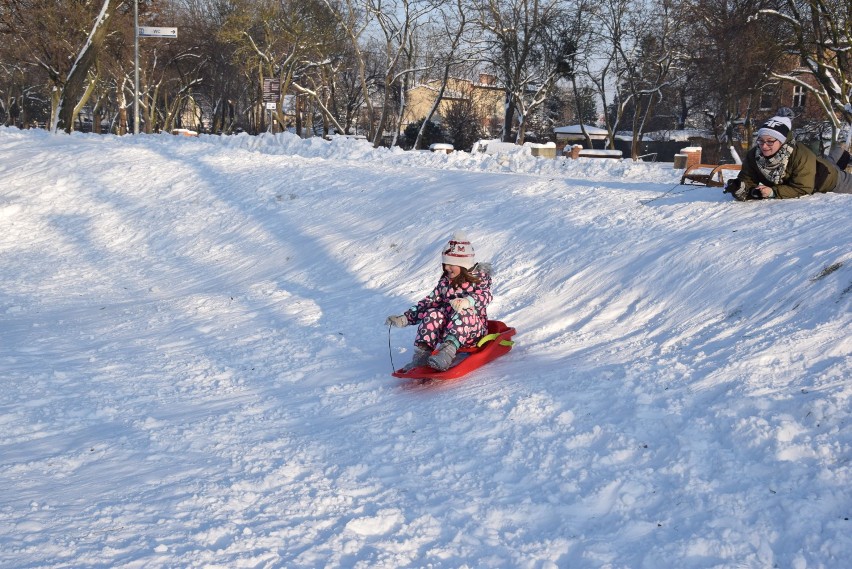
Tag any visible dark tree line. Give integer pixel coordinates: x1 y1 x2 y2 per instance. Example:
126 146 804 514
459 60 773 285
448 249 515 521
0 0 849 158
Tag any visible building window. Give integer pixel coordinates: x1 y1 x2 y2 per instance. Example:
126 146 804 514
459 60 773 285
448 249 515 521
759 90 774 111
792 85 807 108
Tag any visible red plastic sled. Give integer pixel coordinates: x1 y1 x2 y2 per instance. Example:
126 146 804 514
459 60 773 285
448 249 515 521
391 320 516 380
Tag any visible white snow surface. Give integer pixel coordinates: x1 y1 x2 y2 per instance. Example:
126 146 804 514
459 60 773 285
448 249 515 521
1 127 850 568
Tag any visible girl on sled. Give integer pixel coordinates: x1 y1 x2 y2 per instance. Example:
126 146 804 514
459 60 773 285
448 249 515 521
386 232 492 371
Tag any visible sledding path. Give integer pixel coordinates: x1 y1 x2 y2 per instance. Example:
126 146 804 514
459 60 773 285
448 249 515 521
0 129 850 568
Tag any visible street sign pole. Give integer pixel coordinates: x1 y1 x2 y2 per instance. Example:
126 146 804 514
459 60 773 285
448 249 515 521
133 9 177 135
262 79 280 133
134 0 139 134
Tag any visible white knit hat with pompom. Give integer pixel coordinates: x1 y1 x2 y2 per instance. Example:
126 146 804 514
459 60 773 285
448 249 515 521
441 231 476 269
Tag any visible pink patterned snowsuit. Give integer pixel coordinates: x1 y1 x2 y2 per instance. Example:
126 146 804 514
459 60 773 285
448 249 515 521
403 265 492 349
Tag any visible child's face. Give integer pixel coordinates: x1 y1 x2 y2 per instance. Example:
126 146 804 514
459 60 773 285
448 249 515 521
443 264 462 279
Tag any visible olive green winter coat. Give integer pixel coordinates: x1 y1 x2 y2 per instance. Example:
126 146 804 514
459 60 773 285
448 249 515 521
739 141 838 199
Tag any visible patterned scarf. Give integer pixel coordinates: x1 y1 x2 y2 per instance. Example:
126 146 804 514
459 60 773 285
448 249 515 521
756 143 793 185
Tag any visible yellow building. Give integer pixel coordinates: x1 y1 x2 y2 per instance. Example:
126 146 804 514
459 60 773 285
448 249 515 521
402 74 506 137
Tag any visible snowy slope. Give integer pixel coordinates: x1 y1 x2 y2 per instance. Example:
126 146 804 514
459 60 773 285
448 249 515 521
0 127 850 569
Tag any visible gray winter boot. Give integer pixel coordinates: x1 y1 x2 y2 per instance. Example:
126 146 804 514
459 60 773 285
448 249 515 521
427 341 458 371
402 345 431 372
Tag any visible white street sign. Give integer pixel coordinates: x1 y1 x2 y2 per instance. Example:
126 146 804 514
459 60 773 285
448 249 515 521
265 102 277 110
138 27 177 38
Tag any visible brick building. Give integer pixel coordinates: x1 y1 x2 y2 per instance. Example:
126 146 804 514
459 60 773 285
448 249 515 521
402 74 506 138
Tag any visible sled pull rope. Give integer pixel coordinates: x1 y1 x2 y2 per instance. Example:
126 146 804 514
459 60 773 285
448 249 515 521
639 181 681 205
388 325 396 373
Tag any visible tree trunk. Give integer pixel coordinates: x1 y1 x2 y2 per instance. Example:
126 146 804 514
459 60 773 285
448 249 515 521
71 71 99 132
295 95 303 136
54 0 114 133
515 113 526 144
304 96 313 138
414 81 447 150
501 92 515 142
117 76 128 135
372 99 388 147
145 82 160 133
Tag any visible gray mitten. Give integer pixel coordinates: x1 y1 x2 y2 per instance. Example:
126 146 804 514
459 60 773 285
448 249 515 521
385 315 408 328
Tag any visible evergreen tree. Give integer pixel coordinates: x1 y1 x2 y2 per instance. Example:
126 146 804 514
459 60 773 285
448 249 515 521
403 118 445 149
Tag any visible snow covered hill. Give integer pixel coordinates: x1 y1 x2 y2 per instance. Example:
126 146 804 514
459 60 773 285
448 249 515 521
1 127 850 568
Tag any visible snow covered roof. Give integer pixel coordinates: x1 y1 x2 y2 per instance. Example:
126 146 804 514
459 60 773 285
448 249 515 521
554 124 609 136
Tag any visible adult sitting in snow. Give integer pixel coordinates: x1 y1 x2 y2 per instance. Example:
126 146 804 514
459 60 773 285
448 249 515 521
385 232 493 372
725 115 852 200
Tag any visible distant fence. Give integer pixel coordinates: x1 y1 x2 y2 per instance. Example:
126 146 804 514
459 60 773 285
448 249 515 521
606 139 739 163
611 140 684 162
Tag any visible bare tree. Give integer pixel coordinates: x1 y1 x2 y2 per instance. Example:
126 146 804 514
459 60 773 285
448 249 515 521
174 0 242 133
362 0 438 147
220 0 317 133
412 0 471 149
326 41 371 134
587 0 674 158
471 0 577 144
0 48 41 127
618 0 684 160
556 0 597 146
322 0 378 138
0 0 127 133
284 1 350 136
678 0 786 154
757 0 852 140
